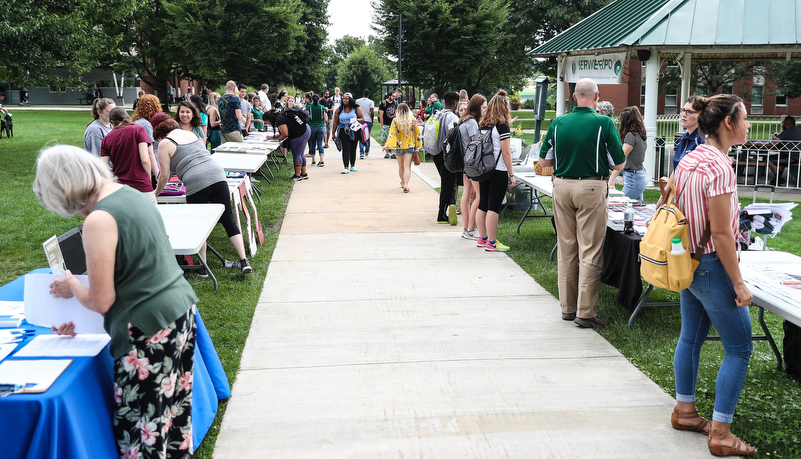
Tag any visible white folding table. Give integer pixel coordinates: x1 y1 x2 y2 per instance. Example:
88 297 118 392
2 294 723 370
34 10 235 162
739 250 801 370
157 203 225 290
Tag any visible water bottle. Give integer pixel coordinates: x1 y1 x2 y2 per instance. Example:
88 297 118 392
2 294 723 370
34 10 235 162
670 238 685 255
623 202 635 234
224 260 240 269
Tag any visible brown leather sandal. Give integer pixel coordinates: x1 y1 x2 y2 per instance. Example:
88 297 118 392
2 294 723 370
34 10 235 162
671 406 711 435
708 429 756 457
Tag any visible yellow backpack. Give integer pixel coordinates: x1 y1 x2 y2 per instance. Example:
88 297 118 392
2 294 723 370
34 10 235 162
639 177 709 292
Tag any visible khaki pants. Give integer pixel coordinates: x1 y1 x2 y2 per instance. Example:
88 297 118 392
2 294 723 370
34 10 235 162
220 131 244 143
552 177 608 319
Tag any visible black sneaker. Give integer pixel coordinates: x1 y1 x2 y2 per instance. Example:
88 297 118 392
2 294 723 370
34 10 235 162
390 154 396 159
360 153 365 160
291 175 302 182
317 161 325 167
301 173 309 180
311 161 316 165
196 268 209 278
384 153 390 159
240 258 252 274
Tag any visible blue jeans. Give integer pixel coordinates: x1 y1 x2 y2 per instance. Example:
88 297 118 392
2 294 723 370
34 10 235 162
309 125 325 157
359 122 373 154
622 169 646 200
674 253 753 424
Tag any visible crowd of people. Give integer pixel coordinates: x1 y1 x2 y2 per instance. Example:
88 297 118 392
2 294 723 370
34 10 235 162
62 76 768 457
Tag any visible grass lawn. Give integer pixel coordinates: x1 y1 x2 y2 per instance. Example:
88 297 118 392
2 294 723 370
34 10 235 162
0 110 294 458
3 110 801 458
496 188 801 458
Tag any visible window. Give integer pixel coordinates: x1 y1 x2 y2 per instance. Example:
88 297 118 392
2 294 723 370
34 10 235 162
722 85 734 95
640 85 646 108
752 86 764 115
664 87 679 114
776 94 788 106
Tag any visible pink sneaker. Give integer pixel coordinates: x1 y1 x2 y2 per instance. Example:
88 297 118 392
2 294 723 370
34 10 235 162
476 237 487 248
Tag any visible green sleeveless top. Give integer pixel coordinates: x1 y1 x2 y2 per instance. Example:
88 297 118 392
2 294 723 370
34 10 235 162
93 186 198 359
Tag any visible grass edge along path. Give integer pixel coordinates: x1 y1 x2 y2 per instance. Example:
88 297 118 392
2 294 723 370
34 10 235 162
497 190 801 459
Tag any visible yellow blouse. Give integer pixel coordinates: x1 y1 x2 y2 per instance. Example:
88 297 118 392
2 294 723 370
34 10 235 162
385 120 421 150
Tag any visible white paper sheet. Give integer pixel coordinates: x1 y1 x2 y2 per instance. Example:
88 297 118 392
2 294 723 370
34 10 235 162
23 273 106 334
0 343 18 362
13 334 110 357
0 301 24 316
0 359 72 393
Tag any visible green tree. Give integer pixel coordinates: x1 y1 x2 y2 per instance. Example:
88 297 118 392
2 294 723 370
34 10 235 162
335 46 393 98
0 0 137 89
774 61 801 99
373 0 509 95
164 0 304 89
282 0 331 90
323 36 368 90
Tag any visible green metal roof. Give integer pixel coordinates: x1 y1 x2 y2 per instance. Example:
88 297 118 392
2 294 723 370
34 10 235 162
632 0 801 46
528 0 671 56
530 0 801 58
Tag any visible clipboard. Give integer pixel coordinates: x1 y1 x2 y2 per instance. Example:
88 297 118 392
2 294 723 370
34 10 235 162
0 359 73 394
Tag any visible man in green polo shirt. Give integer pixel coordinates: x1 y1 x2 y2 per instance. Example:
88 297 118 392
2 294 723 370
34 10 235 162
538 78 626 329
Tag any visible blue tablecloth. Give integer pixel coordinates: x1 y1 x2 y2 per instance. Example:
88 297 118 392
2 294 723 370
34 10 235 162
0 270 231 459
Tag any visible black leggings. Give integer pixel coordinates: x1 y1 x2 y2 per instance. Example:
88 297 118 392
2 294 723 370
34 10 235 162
478 169 509 214
339 128 358 168
186 181 241 237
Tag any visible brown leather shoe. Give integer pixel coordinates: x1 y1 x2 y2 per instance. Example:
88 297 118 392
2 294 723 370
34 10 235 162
708 429 756 456
574 316 609 328
671 406 710 435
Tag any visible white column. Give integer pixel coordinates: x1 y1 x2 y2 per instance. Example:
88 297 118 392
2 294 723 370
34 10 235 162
556 55 567 116
680 52 692 106
644 49 659 184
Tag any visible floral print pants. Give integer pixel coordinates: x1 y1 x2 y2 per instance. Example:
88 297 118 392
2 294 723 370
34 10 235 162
114 307 196 459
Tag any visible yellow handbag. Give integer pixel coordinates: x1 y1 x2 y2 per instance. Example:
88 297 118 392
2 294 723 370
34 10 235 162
639 177 709 292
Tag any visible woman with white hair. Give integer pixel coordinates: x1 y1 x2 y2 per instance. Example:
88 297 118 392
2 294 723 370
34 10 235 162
34 145 198 459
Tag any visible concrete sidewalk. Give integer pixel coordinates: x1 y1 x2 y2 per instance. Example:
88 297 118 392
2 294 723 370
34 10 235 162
213 142 711 458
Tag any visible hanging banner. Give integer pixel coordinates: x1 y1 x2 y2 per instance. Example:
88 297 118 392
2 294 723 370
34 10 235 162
565 53 626 84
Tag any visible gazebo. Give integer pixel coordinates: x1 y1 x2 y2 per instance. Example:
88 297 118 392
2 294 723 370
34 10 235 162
529 0 801 182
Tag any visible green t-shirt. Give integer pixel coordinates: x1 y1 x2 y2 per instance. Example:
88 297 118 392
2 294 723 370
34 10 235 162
93 186 198 359
539 106 625 178
307 103 326 127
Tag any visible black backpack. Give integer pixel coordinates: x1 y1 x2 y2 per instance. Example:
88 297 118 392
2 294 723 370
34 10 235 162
284 107 309 126
443 120 464 173
785 320 801 379
463 126 499 181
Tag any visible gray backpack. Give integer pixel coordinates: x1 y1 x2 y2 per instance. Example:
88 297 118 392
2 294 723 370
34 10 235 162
463 126 499 181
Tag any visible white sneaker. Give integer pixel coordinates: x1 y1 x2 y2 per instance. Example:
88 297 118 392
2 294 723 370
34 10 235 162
462 229 479 240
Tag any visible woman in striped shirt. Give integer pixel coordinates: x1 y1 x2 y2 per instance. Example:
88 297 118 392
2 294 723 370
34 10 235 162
670 94 755 457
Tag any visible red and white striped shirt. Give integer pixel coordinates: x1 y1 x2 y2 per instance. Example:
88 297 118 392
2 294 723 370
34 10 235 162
674 144 739 254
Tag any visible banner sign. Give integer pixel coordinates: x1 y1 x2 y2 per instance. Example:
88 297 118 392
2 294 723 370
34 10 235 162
565 53 626 84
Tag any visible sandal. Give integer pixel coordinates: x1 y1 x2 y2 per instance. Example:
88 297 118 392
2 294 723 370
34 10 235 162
403 187 409 193
671 406 711 435
708 429 756 457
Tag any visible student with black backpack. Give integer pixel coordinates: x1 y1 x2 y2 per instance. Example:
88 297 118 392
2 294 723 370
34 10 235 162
268 98 312 181
429 91 461 224
474 90 515 252
457 94 487 239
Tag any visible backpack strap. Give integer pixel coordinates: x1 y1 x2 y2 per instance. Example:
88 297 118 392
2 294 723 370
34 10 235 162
674 160 712 259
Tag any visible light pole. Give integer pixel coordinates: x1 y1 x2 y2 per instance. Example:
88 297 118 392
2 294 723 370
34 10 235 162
383 13 402 101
